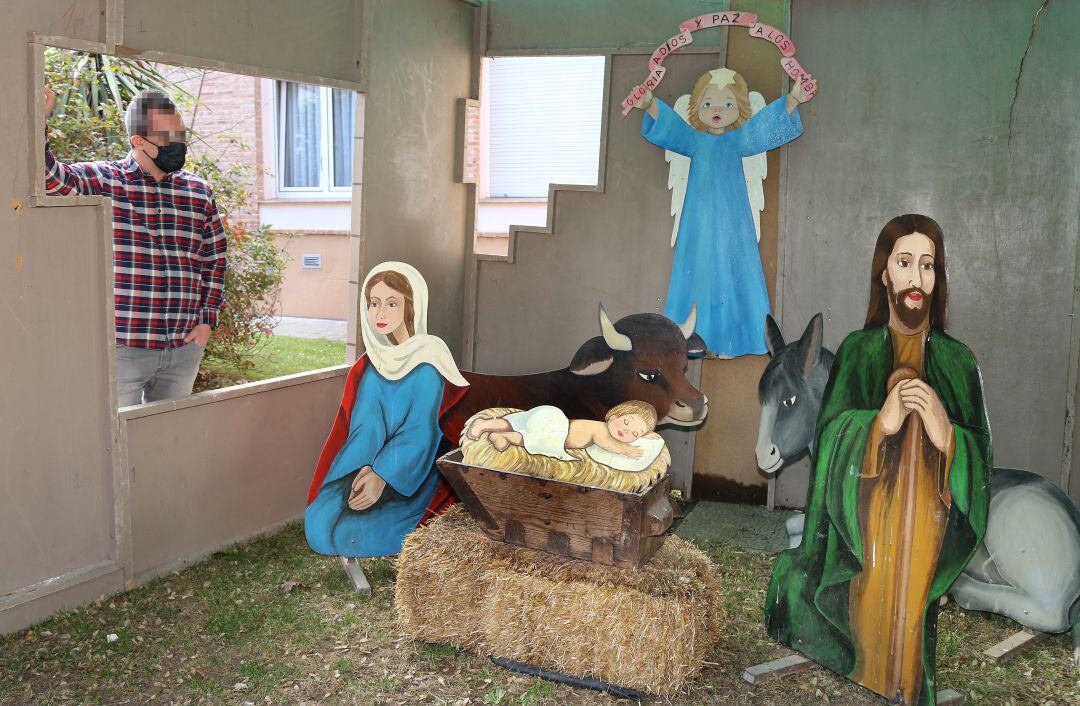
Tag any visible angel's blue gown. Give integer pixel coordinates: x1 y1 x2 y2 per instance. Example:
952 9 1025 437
305 363 443 557
642 97 802 356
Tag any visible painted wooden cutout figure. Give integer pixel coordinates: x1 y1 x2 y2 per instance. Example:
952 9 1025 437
632 68 812 357
764 215 992 705
759 315 1080 672
442 305 708 435
305 262 468 558
465 400 663 470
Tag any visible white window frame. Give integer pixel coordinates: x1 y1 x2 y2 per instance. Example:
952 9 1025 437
275 81 353 199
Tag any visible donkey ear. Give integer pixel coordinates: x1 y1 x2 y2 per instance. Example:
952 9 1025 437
797 313 824 378
570 337 615 376
765 315 786 357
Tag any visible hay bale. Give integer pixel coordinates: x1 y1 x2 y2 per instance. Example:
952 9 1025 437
395 505 724 695
460 407 670 494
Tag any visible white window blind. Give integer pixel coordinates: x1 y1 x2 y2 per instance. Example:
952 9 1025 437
486 56 605 199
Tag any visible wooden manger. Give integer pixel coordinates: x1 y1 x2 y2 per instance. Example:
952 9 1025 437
435 448 673 568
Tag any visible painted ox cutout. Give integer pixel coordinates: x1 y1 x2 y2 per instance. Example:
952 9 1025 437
441 306 708 442
758 314 1080 669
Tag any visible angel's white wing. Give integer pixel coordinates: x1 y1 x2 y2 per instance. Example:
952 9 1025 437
666 94 692 248
743 91 768 243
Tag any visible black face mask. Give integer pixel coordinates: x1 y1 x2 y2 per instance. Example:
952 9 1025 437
144 140 187 173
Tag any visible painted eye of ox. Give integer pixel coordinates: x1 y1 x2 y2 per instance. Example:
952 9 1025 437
638 372 660 382
782 395 797 408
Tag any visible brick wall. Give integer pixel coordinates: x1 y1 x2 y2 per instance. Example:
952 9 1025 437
160 66 262 227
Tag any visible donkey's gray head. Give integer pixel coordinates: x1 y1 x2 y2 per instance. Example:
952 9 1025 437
756 314 835 475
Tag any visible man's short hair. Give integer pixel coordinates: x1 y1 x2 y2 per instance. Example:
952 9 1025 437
124 89 178 139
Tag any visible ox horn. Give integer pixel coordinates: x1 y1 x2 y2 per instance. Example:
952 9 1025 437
679 304 698 340
599 304 632 351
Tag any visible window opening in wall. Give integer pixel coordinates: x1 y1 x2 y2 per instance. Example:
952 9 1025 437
43 48 358 400
476 55 605 257
277 81 356 197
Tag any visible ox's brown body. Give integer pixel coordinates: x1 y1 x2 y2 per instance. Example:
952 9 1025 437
441 310 708 441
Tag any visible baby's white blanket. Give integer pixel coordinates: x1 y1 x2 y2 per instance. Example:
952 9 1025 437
503 405 666 471
504 405 575 461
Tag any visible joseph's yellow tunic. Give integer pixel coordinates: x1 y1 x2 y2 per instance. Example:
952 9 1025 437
848 328 954 704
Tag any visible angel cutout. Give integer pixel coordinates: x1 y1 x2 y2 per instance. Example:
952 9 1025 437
666 90 767 247
635 68 813 357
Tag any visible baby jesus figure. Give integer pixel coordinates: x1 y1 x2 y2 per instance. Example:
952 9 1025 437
466 400 658 463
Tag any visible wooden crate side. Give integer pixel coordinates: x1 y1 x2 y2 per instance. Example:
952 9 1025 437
437 453 671 568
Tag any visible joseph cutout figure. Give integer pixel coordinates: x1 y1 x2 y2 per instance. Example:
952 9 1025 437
765 214 992 705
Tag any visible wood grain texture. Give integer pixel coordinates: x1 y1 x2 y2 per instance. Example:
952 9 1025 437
437 450 672 567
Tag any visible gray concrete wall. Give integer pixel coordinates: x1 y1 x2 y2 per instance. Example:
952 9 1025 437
356 0 478 359
776 0 1080 506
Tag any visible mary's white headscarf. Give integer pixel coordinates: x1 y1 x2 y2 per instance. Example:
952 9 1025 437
360 261 469 388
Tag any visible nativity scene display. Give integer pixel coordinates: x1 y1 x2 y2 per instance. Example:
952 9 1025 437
16 4 1080 706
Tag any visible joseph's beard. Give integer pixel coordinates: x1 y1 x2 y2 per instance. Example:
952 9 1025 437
888 281 931 330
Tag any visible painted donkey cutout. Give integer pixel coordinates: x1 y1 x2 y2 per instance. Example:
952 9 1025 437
757 313 1080 669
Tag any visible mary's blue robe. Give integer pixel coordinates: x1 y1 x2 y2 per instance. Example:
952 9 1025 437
642 97 802 356
305 363 444 558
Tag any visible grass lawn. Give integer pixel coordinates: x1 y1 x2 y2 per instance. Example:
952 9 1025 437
195 335 346 392
1 517 1077 706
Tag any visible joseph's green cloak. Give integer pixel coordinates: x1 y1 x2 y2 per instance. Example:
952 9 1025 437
765 326 991 704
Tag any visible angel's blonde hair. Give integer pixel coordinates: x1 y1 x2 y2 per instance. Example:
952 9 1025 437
605 400 658 432
687 69 752 132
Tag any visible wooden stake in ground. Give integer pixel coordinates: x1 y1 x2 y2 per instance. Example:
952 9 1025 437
339 556 371 595
742 653 967 704
983 627 1048 664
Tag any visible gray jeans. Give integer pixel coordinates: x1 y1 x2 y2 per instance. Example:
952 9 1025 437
116 342 205 407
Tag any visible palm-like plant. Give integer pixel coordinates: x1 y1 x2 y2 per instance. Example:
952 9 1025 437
45 48 193 162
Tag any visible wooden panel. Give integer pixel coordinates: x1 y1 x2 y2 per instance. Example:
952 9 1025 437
692 356 770 503
437 451 671 567
126 375 345 580
121 0 362 84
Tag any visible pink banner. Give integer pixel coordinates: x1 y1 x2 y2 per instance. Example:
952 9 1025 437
748 22 796 57
780 56 809 82
623 10 817 117
648 30 693 69
679 11 757 32
621 84 650 116
780 56 817 99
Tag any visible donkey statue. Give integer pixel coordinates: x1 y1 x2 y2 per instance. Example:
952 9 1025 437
757 313 1080 668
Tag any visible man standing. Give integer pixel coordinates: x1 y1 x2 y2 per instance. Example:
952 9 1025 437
765 214 992 705
44 87 226 406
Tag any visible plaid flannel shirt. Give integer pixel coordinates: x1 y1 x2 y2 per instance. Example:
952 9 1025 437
45 138 227 349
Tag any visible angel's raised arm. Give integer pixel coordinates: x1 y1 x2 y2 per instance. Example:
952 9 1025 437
641 97 701 157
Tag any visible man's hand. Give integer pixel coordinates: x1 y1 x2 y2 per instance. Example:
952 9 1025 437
44 86 56 118
878 379 912 436
348 466 387 511
900 379 954 453
183 323 212 346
